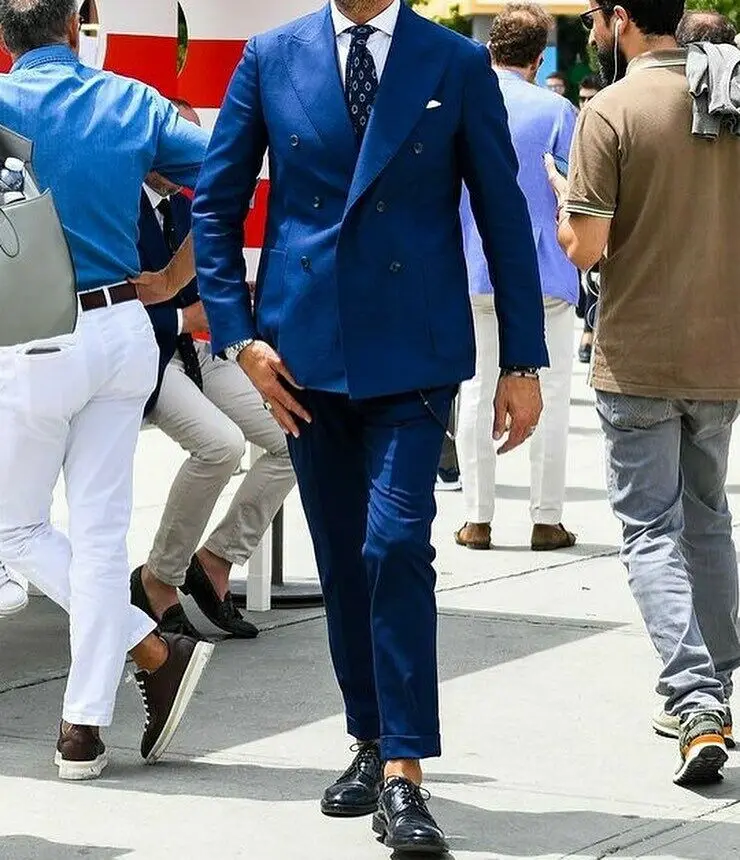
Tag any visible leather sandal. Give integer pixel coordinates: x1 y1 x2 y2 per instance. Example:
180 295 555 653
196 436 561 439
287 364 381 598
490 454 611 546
531 523 577 551
454 524 492 551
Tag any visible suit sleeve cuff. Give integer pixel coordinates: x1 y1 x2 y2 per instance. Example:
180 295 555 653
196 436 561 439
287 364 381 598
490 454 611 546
176 309 184 336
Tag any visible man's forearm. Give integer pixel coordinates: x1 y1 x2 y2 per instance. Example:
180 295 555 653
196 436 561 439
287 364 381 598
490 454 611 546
165 232 196 296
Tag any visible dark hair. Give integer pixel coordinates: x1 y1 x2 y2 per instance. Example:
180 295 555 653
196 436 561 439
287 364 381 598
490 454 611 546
676 10 737 45
547 71 567 84
489 3 554 69
599 1 685 37
0 0 76 55
579 75 602 92
171 97 195 111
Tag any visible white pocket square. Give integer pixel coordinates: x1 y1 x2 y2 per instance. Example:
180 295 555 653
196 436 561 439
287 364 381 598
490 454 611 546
426 99 442 109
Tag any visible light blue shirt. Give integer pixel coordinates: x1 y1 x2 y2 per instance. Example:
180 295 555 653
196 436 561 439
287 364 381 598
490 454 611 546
0 45 208 292
462 68 579 304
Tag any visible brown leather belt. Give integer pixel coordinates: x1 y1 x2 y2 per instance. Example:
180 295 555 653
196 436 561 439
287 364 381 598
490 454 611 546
79 282 138 312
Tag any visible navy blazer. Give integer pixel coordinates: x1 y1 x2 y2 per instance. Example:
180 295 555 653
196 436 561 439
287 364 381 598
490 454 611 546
193 3 548 399
138 190 199 414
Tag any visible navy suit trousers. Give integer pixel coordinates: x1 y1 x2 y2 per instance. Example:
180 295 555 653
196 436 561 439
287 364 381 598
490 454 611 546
287 385 456 761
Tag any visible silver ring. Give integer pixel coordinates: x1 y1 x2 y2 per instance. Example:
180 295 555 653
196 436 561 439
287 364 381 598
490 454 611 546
263 401 273 413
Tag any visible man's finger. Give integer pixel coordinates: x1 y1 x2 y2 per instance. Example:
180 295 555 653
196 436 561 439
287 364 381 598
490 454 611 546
270 400 300 438
497 420 530 455
492 398 508 441
275 360 305 390
267 380 312 424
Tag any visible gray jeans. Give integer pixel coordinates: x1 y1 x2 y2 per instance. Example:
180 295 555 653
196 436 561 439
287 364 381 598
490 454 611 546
597 392 740 715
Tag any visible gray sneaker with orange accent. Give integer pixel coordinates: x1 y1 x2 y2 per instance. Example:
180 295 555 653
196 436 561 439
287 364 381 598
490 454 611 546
674 711 728 786
654 705 735 748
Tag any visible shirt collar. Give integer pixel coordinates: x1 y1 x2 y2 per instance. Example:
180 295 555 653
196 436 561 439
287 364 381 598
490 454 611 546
330 0 401 38
627 48 687 75
144 185 168 211
12 44 79 72
494 67 527 82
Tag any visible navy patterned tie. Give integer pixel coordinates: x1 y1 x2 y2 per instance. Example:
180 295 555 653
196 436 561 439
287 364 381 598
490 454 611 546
344 25 379 141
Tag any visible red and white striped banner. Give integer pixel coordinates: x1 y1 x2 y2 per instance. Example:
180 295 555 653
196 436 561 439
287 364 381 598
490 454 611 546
0 0 316 254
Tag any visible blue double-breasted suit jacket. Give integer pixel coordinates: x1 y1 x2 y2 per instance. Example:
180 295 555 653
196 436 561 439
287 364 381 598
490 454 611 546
192 2 547 397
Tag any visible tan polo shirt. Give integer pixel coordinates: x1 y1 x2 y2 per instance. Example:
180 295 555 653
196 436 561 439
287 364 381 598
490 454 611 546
567 50 740 401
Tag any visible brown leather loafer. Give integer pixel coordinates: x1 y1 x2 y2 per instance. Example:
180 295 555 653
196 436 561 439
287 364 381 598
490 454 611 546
55 722 108 781
531 523 577 551
134 632 214 763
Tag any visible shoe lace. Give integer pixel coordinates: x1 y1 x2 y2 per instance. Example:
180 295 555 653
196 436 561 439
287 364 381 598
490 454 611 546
127 671 151 729
341 742 379 779
390 778 433 815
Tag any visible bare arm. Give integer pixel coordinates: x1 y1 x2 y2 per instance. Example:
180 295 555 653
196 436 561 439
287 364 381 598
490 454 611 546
129 232 196 306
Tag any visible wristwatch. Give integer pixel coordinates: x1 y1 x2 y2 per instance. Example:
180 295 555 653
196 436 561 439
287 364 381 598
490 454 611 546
501 366 540 379
224 338 255 362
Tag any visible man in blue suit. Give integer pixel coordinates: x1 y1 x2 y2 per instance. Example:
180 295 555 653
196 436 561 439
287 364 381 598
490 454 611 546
193 0 547 852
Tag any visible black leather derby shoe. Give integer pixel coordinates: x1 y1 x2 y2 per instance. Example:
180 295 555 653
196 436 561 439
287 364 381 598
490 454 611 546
373 777 449 855
321 742 383 817
181 555 258 639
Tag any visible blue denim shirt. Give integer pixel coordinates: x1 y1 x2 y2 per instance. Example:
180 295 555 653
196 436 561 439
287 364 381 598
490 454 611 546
0 45 209 292
463 69 579 304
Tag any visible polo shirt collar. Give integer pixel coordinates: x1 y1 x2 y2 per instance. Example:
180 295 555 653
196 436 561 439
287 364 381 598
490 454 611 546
627 49 687 75
12 44 78 72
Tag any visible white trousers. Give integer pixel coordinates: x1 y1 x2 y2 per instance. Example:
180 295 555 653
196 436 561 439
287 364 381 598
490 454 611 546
147 342 296 586
458 294 575 525
0 301 158 726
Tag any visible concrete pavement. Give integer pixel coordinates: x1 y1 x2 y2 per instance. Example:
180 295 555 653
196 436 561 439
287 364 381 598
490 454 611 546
3 349 740 859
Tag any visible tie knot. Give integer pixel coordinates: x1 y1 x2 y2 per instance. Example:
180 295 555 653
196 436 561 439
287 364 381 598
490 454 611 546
347 24 376 44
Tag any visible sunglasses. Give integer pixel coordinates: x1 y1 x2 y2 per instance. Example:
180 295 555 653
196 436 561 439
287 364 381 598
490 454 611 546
580 6 611 30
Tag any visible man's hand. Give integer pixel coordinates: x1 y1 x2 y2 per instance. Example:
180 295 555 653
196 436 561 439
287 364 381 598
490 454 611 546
182 302 209 334
493 374 543 454
544 154 568 208
237 341 311 438
129 269 177 306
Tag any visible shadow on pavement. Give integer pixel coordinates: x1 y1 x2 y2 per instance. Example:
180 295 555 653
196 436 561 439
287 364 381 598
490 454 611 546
497 483 608 503
0 835 130 859
0 612 621 792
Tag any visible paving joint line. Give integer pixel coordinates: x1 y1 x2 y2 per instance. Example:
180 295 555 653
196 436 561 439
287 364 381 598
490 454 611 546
437 549 620 595
565 797 740 859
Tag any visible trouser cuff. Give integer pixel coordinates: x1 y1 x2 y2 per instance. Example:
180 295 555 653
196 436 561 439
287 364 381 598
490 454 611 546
347 715 381 743
381 733 441 761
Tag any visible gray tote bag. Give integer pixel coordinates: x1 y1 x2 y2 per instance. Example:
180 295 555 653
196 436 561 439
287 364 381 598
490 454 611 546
0 124 78 347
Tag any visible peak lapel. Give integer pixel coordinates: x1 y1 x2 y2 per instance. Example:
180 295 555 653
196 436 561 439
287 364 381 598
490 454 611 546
346 5 451 212
283 5 357 175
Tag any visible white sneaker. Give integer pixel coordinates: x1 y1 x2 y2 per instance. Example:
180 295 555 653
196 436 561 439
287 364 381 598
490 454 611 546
0 562 28 617
652 707 680 739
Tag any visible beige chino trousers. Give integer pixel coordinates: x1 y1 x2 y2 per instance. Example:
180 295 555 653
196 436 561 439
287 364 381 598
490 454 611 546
147 341 296 587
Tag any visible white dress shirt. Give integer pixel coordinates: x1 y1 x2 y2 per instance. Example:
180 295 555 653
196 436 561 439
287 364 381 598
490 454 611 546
142 184 184 335
331 0 400 86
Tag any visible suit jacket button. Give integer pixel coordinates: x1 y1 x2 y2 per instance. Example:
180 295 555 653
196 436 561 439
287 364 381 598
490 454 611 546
413 142 424 154
376 200 386 213
389 261 402 274
313 196 322 209
290 134 300 147
300 256 311 271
